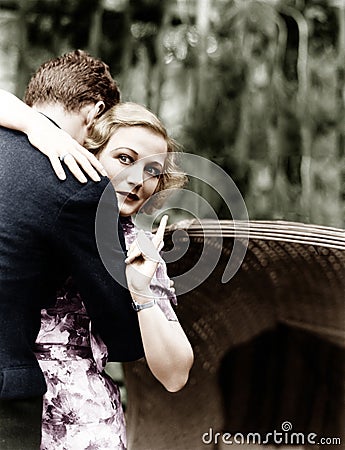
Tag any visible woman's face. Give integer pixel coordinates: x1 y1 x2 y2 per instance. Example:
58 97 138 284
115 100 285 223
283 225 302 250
98 126 168 216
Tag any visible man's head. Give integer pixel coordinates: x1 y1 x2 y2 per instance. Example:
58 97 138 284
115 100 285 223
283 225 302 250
24 49 120 112
24 50 120 143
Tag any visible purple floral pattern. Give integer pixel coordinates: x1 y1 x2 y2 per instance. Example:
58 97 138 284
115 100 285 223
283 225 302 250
35 220 178 449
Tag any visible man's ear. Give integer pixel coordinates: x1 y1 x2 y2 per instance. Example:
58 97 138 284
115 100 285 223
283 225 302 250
86 101 105 129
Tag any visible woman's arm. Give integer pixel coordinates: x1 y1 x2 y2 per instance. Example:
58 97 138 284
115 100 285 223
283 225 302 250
135 297 194 392
0 89 106 182
125 216 194 392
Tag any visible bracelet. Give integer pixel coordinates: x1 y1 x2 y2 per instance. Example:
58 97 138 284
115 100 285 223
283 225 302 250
132 299 156 312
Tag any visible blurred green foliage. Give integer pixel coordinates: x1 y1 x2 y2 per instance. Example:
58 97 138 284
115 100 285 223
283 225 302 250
0 0 344 227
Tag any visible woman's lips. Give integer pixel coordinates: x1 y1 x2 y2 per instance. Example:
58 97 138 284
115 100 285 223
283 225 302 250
118 191 139 201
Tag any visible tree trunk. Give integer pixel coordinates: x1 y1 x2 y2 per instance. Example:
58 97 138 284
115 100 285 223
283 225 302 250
0 8 20 93
336 2 345 160
15 0 29 98
88 0 103 56
195 0 210 112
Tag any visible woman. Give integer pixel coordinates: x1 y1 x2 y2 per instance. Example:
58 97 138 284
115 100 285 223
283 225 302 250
0 92 193 449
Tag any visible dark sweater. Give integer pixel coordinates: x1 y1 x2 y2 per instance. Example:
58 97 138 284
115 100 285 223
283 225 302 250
0 126 144 399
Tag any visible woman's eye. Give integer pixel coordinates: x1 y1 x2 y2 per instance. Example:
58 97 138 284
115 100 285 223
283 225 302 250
145 166 162 177
118 154 133 165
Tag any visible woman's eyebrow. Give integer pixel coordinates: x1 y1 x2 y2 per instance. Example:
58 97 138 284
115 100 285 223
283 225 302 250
112 146 138 155
150 161 164 168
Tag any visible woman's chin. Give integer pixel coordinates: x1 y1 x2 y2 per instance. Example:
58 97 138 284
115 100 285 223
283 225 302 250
119 204 136 217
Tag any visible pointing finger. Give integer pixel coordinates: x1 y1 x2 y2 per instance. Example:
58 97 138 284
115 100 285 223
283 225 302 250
152 215 168 248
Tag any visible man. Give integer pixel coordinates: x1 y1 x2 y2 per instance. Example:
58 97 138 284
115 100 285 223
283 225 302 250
0 50 144 449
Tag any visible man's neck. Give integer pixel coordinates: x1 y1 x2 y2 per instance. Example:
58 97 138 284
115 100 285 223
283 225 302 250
32 104 86 144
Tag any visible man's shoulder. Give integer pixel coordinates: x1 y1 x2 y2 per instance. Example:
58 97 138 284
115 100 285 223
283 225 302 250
0 125 29 145
59 175 113 204
0 125 44 164
0 125 112 206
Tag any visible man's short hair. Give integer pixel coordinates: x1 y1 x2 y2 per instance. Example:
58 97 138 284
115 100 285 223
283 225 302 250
24 50 120 113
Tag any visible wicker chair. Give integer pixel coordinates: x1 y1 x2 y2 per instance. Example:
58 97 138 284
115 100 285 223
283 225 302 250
124 221 345 450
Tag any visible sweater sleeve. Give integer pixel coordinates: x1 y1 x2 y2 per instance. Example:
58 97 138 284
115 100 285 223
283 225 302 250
52 179 144 362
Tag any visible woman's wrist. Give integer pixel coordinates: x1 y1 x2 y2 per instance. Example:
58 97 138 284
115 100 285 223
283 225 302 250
132 298 156 312
130 287 154 305
131 288 157 312
24 109 50 136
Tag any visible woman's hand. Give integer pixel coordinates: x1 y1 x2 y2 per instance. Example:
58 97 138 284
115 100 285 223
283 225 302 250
0 89 106 183
125 215 168 302
26 115 107 183
125 214 194 392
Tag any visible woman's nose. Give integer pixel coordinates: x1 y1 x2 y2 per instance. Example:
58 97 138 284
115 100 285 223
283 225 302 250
126 164 144 187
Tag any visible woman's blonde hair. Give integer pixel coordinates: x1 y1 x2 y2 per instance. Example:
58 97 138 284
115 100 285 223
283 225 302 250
85 102 187 210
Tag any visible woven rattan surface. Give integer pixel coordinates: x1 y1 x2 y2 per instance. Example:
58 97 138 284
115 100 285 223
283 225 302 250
124 220 345 450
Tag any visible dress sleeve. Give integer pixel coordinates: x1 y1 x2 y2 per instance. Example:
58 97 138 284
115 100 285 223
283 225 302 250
151 261 178 322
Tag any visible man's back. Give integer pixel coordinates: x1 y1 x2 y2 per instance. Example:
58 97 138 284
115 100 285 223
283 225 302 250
0 126 143 400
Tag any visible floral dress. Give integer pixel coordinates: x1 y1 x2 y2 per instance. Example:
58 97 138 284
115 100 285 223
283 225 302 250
35 218 177 450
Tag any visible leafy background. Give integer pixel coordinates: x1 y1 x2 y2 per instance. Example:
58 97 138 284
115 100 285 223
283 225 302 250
0 0 344 227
